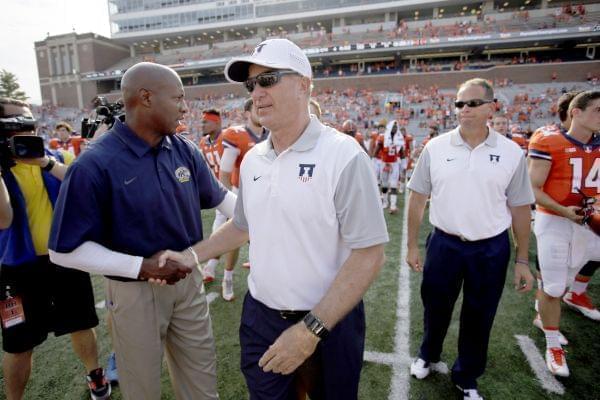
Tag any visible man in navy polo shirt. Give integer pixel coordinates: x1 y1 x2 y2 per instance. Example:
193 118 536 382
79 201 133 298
48 62 236 400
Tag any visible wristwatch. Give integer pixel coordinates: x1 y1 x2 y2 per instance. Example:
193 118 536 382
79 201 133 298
302 312 329 339
42 158 56 172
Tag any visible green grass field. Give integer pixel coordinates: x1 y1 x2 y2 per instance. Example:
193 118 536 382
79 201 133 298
1 197 599 399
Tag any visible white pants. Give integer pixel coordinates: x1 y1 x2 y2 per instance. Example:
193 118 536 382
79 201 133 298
381 161 400 189
534 212 600 297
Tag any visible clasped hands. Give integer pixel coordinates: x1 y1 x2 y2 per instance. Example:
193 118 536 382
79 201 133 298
138 249 197 285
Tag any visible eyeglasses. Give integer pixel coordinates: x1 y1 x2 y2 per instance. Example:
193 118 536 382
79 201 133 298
454 99 494 109
244 70 299 93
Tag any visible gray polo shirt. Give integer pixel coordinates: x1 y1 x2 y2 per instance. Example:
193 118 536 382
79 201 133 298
233 116 389 310
408 126 534 241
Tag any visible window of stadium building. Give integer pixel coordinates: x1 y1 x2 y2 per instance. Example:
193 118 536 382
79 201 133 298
255 0 395 17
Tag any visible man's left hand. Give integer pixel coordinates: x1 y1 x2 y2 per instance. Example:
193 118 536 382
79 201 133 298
258 322 320 375
514 261 534 293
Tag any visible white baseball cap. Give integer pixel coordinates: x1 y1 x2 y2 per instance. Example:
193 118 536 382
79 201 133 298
224 39 312 83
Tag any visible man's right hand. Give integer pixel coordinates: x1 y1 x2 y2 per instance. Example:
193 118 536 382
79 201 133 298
406 245 423 272
562 205 584 224
138 253 192 285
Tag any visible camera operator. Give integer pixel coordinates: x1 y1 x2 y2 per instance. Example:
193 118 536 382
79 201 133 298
0 97 110 400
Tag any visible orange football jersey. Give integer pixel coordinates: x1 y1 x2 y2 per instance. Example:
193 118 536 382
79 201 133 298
49 137 84 157
376 134 402 163
221 125 262 187
199 133 223 177
529 128 600 216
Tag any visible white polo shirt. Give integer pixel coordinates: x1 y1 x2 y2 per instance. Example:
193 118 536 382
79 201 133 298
233 116 389 310
407 127 534 241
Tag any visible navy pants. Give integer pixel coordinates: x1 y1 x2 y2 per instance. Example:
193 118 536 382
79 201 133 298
240 292 365 400
418 228 510 390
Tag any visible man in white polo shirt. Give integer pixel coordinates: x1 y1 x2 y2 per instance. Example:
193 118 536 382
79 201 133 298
159 38 388 399
406 78 535 400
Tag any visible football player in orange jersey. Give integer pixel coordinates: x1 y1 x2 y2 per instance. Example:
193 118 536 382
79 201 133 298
372 120 405 214
530 91 600 341
368 123 385 186
198 109 226 283
528 91 600 377
217 99 267 300
341 120 367 152
399 127 413 188
48 122 82 162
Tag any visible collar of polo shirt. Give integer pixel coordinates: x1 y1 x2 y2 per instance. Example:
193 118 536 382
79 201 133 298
255 115 321 157
451 126 499 148
114 119 173 157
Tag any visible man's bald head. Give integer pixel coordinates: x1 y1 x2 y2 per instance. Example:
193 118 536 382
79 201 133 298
121 62 182 108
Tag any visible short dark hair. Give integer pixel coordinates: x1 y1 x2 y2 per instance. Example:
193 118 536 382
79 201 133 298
0 97 30 118
459 78 494 101
557 91 582 123
55 121 73 133
568 90 600 117
243 98 253 113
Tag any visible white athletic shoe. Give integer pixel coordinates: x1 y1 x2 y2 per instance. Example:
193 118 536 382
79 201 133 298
410 358 448 379
456 385 484 400
545 347 570 377
532 314 568 346
563 291 600 321
222 279 235 301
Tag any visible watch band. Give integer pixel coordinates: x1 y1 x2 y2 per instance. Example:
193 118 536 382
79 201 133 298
42 158 56 172
302 312 329 339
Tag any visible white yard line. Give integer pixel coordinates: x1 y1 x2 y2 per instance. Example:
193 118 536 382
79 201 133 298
388 189 412 400
515 335 565 395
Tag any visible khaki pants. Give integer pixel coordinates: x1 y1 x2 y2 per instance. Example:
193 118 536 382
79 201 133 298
106 267 217 400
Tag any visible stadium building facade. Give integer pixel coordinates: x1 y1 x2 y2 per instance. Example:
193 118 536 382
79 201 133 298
36 0 600 107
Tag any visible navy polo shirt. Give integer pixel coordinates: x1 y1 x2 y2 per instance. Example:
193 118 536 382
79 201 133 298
49 119 226 258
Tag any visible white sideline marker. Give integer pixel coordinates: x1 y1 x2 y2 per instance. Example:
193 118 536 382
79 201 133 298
388 189 412 400
515 335 565 395
363 190 412 399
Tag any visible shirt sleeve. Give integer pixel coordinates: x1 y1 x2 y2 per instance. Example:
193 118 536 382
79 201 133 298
334 151 389 249
232 178 249 231
407 145 432 195
49 160 107 252
506 154 536 207
193 147 227 209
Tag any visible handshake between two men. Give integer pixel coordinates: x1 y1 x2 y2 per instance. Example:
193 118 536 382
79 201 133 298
138 248 202 285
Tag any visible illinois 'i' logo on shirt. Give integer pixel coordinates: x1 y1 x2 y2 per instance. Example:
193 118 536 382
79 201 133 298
298 164 316 182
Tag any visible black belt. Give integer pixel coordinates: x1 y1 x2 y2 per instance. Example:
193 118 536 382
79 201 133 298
278 310 309 322
105 275 143 282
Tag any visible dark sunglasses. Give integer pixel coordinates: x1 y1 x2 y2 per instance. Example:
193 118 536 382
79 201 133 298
454 99 494 109
244 70 299 93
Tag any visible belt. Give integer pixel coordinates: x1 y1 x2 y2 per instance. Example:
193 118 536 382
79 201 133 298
434 228 473 242
105 275 143 282
278 310 309 322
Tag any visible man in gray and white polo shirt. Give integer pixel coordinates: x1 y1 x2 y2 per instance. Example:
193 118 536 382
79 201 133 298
160 38 388 399
406 78 535 400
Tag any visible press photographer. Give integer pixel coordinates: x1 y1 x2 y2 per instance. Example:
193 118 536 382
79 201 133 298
81 96 123 140
0 97 110 400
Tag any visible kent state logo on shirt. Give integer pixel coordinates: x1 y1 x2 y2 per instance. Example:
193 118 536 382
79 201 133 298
298 163 316 183
489 154 501 164
175 166 191 183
